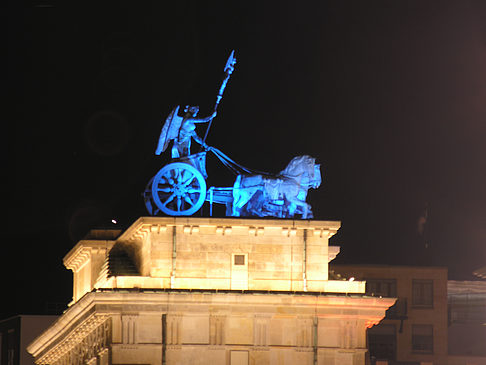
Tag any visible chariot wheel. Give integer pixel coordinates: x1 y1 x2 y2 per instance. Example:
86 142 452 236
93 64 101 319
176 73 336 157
151 162 207 216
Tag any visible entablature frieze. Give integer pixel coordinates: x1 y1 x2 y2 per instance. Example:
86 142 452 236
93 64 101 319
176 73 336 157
35 314 111 365
29 290 394 364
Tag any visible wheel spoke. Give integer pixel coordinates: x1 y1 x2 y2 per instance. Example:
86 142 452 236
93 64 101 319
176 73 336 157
162 193 176 207
157 185 173 193
184 195 194 207
175 168 183 183
180 168 189 183
168 169 178 183
176 196 182 211
183 174 196 187
187 187 202 194
162 175 174 186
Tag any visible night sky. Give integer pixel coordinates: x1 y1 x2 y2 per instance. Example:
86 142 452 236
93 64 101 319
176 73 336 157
4 1 486 319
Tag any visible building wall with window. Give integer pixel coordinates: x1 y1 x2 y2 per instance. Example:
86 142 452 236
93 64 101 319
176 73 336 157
331 264 448 365
0 315 58 365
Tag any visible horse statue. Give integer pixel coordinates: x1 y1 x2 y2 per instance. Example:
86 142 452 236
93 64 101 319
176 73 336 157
232 155 321 219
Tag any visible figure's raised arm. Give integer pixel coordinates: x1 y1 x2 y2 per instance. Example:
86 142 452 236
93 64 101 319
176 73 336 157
192 111 217 123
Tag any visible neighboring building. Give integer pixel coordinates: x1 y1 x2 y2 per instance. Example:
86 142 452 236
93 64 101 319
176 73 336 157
0 315 58 365
331 264 449 365
447 280 486 365
27 217 395 365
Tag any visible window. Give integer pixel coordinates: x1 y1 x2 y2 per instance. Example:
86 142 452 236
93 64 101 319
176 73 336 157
231 253 248 290
412 279 433 307
449 293 486 324
234 255 245 265
366 279 397 297
412 324 433 353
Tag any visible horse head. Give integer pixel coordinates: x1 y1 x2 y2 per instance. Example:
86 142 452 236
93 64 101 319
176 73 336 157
280 155 316 178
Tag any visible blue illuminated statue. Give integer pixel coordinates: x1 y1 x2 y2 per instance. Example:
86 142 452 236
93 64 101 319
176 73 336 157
144 50 322 218
155 105 216 158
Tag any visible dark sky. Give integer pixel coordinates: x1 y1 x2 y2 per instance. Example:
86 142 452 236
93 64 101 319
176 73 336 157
4 1 486 318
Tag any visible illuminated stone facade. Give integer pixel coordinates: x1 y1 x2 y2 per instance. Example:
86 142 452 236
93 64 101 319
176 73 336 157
28 217 395 365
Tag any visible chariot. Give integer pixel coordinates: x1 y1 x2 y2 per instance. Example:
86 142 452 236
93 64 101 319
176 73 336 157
144 151 236 217
143 148 321 219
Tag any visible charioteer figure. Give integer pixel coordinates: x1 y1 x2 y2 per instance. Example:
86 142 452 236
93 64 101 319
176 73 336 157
156 105 216 158
155 51 236 158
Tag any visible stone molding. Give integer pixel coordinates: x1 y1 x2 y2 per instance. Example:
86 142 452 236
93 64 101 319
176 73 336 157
64 241 114 272
118 217 341 243
63 246 91 272
29 290 395 364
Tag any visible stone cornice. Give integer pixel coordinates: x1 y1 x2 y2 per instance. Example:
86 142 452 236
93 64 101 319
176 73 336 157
63 240 115 272
328 246 340 262
119 217 341 243
63 245 91 272
27 292 101 359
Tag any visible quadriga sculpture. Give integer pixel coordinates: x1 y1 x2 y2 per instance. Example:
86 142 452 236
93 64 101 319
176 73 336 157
144 50 322 219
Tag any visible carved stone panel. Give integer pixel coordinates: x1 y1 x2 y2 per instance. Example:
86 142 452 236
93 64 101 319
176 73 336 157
210 315 225 345
43 317 111 365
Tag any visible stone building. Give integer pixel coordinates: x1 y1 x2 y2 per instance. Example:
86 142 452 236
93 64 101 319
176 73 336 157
28 217 395 365
331 264 449 365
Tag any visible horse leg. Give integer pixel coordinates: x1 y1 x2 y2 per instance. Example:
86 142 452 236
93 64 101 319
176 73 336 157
284 201 296 218
307 205 314 219
232 175 243 216
301 202 308 219
232 194 242 217
233 188 255 217
247 190 266 217
286 195 310 219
